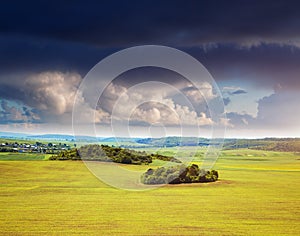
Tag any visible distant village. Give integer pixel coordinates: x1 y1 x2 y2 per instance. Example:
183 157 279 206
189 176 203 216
0 141 75 154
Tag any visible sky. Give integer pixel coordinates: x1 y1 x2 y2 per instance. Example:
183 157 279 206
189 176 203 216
0 0 300 138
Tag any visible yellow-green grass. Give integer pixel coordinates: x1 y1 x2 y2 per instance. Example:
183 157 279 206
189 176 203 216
0 150 300 235
0 152 52 161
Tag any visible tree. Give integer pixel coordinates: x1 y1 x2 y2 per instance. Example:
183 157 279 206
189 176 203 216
141 165 219 185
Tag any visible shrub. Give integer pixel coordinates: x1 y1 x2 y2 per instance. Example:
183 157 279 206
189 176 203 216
141 164 218 185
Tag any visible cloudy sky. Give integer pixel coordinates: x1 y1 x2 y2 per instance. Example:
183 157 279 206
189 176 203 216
0 0 300 138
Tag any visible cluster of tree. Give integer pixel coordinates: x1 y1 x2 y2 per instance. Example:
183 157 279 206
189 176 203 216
49 149 80 160
141 164 218 185
252 141 300 152
222 138 300 152
50 144 153 165
82 144 152 164
150 153 181 163
0 147 14 152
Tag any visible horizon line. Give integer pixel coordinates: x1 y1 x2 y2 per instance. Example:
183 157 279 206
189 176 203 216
1 131 300 140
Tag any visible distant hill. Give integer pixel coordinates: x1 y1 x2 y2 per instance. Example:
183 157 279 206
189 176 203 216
28 134 76 140
1 131 300 152
0 132 31 139
222 138 300 152
251 139 300 152
136 136 210 147
0 132 96 142
27 134 100 142
99 137 140 142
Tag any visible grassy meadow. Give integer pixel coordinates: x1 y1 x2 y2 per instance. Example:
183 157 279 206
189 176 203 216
0 152 51 161
0 148 299 235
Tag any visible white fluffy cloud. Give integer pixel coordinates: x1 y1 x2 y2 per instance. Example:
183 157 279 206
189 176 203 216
3 71 222 129
183 82 216 103
222 87 300 136
22 71 110 125
222 86 247 95
219 117 234 128
24 71 81 115
256 90 300 128
99 82 215 126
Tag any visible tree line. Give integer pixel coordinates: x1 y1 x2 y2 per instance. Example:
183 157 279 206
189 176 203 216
49 144 182 165
50 144 152 164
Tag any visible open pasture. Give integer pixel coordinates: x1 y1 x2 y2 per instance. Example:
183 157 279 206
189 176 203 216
0 149 299 235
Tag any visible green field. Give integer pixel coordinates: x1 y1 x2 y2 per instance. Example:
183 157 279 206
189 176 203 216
0 152 51 161
0 149 299 235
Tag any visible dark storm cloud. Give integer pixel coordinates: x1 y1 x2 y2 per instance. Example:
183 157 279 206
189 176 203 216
1 0 300 86
1 0 300 133
1 0 300 47
113 67 188 88
0 84 25 101
0 100 40 124
230 89 247 95
0 35 115 76
187 44 300 89
223 97 231 106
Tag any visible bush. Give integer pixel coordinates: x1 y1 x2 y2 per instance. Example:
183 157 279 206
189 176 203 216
141 164 218 185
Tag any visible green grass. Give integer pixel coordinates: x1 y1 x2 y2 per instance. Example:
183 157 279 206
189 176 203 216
0 149 299 235
0 152 51 161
